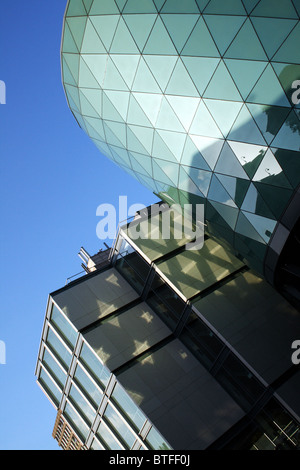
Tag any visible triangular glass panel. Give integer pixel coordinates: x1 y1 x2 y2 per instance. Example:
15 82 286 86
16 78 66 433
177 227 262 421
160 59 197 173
248 64 291 107
203 0 246 14
187 166 212 196
165 59 202 97
63 53 80 84
235 211 266 244
241 0 260 14
189 101 223 138
102 57 129 91
241 182 275 218
129 152 153 176
178 166 206 197
227 141 268 179
214 141 249 179
143 16 177 55
110 18 140 54
195 0 211 12
227 105 267 145
161 0 200 13
144 55 178 93
253 181 293 219
62 22 79 53
103 90 129 121
132 92 163 127
123 0 157 13
157 130 186 162
73 111 88 133
115 0 127 12
153 0 166 12
153 159 179 186
110 55 141 90
251 0 298 18
161 14 199 54
156 97 186 132
79 89 101 118
270 110 300 152
207 174 237 207
166 95 200 132
64 84 81 113
152 131 179 163
80 18 106 54
103 121 125 148
216 174 250 208
84 116 106 141
242 211 276 244
128 125 154 154
180 135 211 171
204 99 243 138
203 61 242 101
189 135 223 170
224 18 267 61
127 126 151 155
90 16 120 51
209 200 239 230
272 63 300 108
292 0 300 16
271 147 300 189
251 17 297 59
123 14 157 52
272 23 300 64
83 0 93 14
80 55 107 88
105 120 127 147
132 58 161 93
181 57 220 95
66 0 86 16
246 103 291 145
102 92 125 122
127 95 153 127
224 59 267 101
62 58 77 87
89 0 119 14
110 146 132 168
204 15 246 56
181 16 220 57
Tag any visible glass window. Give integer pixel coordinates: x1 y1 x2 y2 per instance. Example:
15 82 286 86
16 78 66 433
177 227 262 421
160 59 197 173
145 426 171 450
38 367 62 407
42 348 67 389
68 384 96 426
115 243 150 295
50 303 77 349
104 403 137 449
111 382 146 431
64 402 90 443
73 363 103 409
46 327 72 371
79 342 110 390
97 422 124 450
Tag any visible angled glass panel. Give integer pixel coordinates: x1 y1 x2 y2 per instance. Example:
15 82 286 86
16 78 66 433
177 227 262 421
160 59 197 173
189 135 223 170
81 18 107 53
272 63 300 108
105 121 127 147
207 174 237 207
111 382 146 431
129 152 153 177
62 22 79 53
251 0 298 18
115 0 127 12
182 56 220 95
272 147 300 189
132 92 163 126
127 95 153 127
161 0 199 12
214 141 249 179
209 200 239 229
241 182 275 218
242 0 260 14
253 182 293 219
66 16 88 52
215 174 250 208
189 100 223 138
123 14 157 51
64 84 81 113
204 15 246 55
144 55 178 93
242 212 276 243
228 141 267 179
157 129 186 162
50 303 77 349
74 363 103 409
143 16 177 55
63 53 80 85
248 64 290 107
224 59 267 101
180 136 211 170
102 57 129 91
123 0 157 12
104 403 136 449
127 126 151 155
273 23 300 65
64 402 90 442
152 159 179 186
145 427 171 450
247 103 291 145
83 0 93 13
152 131 178 163
228 105 267 145
132 58 161 93
66 0 86 16
111 55 140 90
156 98 186 132
97 422 124 450
235 211 266 244
166 95 200 132
181 17 220 57
89 0 119 14
203 61 242 101
80 88 102 118
110 17 139 54
251 17 297 59
224 19 267 61
46 328 72 371
90 15 120 50
203 0 247 14
104 90 130 121
79 90 101 118
102 92 125 122
79 342 110 390
188 166 212 196
161 14 199 53
68 384 96 426
79 56 104 88
203 99 242 138
178 166 206 197
38 368 62 407
84 115 106 141
42 349 67 389
104 122 125 148
128 124 154 154
268 111 300 152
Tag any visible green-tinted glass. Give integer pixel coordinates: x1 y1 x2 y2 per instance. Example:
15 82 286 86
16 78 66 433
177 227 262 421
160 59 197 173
161 14 199 53
252 17 297 59
203 0 246 14
143 16 177 55
123 14 157 51
228 105 266 145
204 15 246 55
224 59 267 100
224 19 267 60
189 101 223 138
251 0 298 18
182 57 220 95
203 61 242 101
181 17 219 57
123 0 157 13
66 16 87 51
204 99 243 138
248 64 290 107
89 0 119 14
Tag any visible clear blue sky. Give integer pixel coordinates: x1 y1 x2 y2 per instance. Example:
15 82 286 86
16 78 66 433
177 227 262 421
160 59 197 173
0 1 157 450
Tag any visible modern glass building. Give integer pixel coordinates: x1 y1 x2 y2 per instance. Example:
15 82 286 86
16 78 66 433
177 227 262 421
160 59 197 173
61 0 300 307
36 206 300 450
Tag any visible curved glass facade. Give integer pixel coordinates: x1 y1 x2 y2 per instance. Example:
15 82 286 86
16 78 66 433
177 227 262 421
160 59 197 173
61 0 300 278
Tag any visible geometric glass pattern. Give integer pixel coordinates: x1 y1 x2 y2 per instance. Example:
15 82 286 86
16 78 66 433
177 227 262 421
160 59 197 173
61 0 300 274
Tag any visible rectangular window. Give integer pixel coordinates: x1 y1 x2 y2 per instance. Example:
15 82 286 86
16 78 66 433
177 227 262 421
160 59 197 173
79 342 110 390
46 327 72 371
42 348 67 389
96 422 124 450
64 402 90 443
145 426 171 450
38 367 62 407
103 403 137 449
68 384 96 426
50 303 77 349
73 363 103 409
111 382 146 431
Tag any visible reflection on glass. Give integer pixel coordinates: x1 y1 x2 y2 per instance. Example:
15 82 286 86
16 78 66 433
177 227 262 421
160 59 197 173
69 384 96 426
115 245 150 295
111 382 146 431
104 403 136 449
50 303 77 349
64 402 90 443
146 426 171 450
42 348 67 389
46 328 72 371
74 363 103 409
79 342 110 390
38 368 62 407
97 422 124 450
